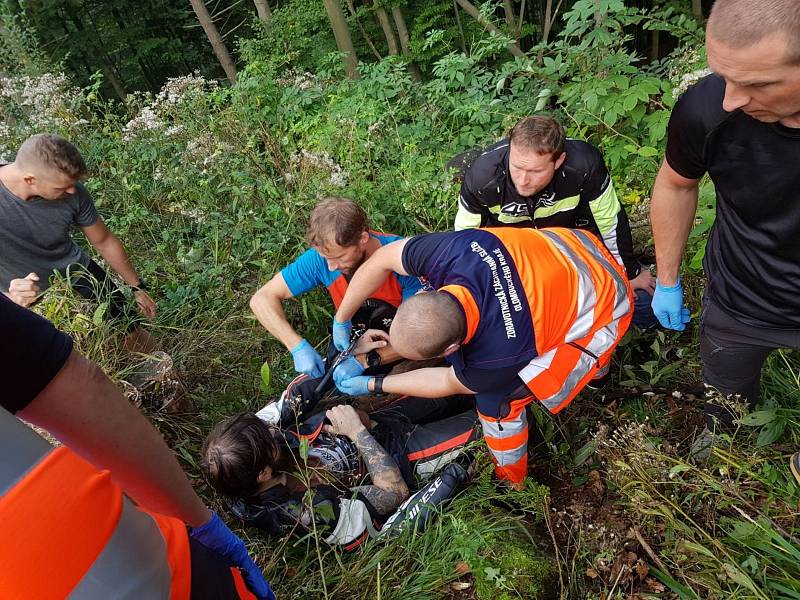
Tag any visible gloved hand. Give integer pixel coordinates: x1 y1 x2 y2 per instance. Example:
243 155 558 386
336 374 372 396
189 512 276 600
290 339 325 378
332 317 352 352
652 277 691 331
333 356 365 387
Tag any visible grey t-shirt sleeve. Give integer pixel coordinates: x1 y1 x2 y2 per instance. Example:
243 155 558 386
73 183 99 227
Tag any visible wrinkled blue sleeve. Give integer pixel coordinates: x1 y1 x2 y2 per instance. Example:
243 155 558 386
281 248 329 297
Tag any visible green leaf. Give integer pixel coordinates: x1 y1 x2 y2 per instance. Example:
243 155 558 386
737 410 777 426
299 437 310 462
260 360 272 394
637 146 659 157
622 93 638 111
573 440 598 466
757 420 785 446
669 463 691 477
93 301 109 326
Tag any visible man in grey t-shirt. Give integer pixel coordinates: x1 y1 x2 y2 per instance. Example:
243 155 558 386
0 134 156 345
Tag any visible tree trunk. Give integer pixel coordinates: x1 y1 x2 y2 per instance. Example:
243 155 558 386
454 0 525 58
542 0 553 44
692 0 702 19
189 0 238 84
502 0 517 37
253 0 272 26
650 28 660 62
346 0 382 59
375 6 399 55
391 6 421 81
453 0 467 54
322 0 360 79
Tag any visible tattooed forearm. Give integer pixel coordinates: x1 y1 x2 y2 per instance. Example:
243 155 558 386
351 429 410 514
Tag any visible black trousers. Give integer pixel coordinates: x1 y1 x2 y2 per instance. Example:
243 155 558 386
67 260 139 329
700 293 800 429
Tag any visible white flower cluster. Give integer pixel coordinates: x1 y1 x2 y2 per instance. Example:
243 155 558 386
668 47 710 96
155 73 218 109
122 73 217 141
673 67 712 96
122 106 164 141
289 149 348 187
0 72 84 132
182 133 233 173
276 69 317 90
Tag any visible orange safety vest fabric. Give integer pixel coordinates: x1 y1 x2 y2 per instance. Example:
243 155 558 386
0 444 192 599
477 395 533 485
518 228 632 413
327 269 405 309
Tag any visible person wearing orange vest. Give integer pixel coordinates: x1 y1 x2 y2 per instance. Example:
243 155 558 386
250 196 421 378
329 227 633 486
0 293 274 599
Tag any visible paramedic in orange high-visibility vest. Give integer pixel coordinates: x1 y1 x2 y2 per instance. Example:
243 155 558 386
249 197 421 379
328 227 633 487
0 293 274 599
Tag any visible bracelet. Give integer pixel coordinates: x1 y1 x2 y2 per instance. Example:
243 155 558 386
131 278 149 292
373 376 385 394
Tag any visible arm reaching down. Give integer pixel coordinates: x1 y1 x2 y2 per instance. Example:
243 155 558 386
20 349 211 527
325 404 409 514
335 239 410 324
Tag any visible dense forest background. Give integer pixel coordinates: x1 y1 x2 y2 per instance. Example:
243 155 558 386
3 1 800 599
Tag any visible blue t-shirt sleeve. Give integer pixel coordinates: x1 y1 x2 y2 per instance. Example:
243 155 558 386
398 273 422 300
281 248 329 297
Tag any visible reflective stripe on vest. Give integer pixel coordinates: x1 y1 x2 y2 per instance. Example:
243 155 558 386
0 408 186 600
518 229 632 413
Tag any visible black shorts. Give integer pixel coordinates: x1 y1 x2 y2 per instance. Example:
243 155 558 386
67 260 140 330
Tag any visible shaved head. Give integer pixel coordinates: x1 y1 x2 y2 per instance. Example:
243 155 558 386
708 0 800 64
389 292 465 360
16 133 87 179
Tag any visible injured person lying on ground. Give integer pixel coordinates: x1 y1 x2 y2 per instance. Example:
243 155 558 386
201 374 479 550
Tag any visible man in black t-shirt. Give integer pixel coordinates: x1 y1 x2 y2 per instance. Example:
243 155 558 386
649 0 800 458
456 115 657 329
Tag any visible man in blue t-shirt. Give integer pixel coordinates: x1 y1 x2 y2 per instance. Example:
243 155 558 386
250 197 421 378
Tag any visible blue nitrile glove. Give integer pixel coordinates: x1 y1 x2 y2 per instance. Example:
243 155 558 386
336 374 372 396
652 277 691 331
189 512 276 600
290 338 325 378
332 317 352 351
333 356 365 388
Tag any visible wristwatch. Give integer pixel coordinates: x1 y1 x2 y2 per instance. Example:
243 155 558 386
373 376 385 394
366 350 382 368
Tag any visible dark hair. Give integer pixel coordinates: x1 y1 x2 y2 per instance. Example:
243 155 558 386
306 197 369 249
201 413 279 498
508 116 566 160
708 0 800 64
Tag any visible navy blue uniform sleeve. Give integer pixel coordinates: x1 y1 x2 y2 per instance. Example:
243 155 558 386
400 232 453 278
1 295 74 413
452 363 523 395
664 76 723 180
